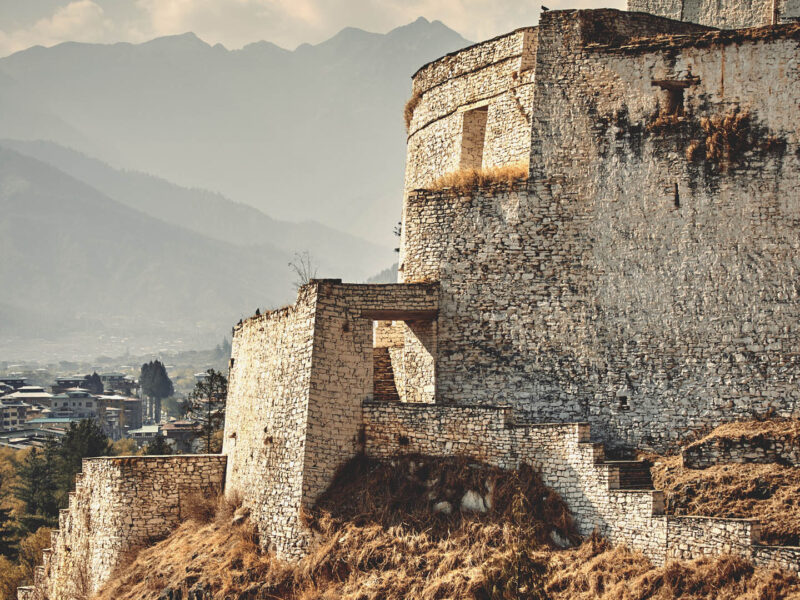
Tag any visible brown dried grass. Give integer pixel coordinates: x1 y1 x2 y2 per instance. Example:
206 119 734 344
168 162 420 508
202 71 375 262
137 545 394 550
427 161 529 193
548 535 800 600
404 88 423 131
646 418 800 546
687 417 800 449
93 455 800 600
651 456 800 547
684 110 759 165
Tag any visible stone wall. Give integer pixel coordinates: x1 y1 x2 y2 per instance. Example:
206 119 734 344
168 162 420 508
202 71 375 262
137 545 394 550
400 10 800 451
223 285 319 559
19 455 225 599
363 402 800 570
683 435 800 468
364 402 668 560
628 0 800 27
403 28 537 194
223 280 438 559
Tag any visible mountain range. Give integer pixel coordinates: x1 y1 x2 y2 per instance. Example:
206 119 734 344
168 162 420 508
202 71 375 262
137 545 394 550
0 18 471 243
0 19 472 360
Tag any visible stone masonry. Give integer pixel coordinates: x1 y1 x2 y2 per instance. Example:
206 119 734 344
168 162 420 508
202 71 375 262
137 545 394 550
628 0 800 28
364 402 800 571
223 281 438 559
19 456 225 599
402 10 800 451
20 4 800 597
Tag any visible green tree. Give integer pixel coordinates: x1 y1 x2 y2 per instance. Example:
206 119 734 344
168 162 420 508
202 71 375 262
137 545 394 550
184 369 227 453
140 360 174 422
13 448 58 529
55 421 112 506
144 434 172 456
82 371 104 394
0 473 16 559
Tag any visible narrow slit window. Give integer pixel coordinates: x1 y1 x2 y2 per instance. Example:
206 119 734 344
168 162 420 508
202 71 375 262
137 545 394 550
459 106 489 169
652 79 695 117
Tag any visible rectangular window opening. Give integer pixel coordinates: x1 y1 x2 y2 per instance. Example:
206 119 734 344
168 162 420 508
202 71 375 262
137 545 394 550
459 106 489 170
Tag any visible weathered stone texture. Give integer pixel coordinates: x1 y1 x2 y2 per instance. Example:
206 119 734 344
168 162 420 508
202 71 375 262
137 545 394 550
683 435 800 468
223 285 318 559
224 281 438 559
403 28 536 193
628 0 800 28
364 402 800 569
402 11 800 451
23 455 225 599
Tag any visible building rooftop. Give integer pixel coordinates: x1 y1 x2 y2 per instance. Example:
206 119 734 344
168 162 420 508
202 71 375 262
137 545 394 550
128 425 160 435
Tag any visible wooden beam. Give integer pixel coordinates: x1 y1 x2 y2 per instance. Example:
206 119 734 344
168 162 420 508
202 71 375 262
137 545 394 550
360 309 438 321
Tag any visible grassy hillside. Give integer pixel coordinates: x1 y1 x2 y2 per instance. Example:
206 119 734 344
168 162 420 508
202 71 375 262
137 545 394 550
93 450 800 600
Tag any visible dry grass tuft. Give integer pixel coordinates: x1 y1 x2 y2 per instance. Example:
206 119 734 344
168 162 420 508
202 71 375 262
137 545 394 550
698 110 753 164
427 161 529 193
548 540 799 600
93 454 800 600
646 418 800 546
687 417 800 450
180 491 218 524
404 88 424 131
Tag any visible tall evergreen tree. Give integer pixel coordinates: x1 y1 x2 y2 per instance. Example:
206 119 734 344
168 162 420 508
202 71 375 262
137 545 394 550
0 473 18 558
185 369 227 453
55 421 112 505
82 372 104 394
139 360 174 422
13 448 58 529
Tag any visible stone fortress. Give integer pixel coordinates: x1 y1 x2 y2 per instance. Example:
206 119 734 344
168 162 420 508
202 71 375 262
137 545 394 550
20 1 800 597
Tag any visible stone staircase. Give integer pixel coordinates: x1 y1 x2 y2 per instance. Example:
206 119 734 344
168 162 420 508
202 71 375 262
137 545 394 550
373 347 400 402
607 460 654 490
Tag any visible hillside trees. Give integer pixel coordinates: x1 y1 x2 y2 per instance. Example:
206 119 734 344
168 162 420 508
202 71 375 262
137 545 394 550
56 420 113 506
13 447 58 531
184 369 227 453
14 420 112 527
140 360 174 422
82 372 104 394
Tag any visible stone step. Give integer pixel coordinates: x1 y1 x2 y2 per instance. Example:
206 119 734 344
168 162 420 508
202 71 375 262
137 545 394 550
373 347 400 402
606 460 654 490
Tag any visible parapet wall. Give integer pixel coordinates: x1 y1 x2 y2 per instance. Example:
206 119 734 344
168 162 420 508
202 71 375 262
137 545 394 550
224 280 439 560
404 27 537 192
628 0 800 28
20 455 226 599
401 11 800 451
363 402 800 570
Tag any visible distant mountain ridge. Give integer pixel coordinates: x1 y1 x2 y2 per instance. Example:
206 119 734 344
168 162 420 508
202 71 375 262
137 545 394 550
0 18 472 244
0 139 392 281
0 147 294 354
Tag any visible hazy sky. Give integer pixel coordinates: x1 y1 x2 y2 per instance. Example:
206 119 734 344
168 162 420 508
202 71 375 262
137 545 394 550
0 0 626 57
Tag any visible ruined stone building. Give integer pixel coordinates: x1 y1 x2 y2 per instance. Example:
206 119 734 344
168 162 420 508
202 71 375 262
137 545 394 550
20 2 800 598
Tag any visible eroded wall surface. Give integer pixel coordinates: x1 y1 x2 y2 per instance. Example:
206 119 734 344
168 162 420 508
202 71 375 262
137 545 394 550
628 0 800 27
21 456 225 599
364 403 800 570
401 11 800 450
403 28 537 193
